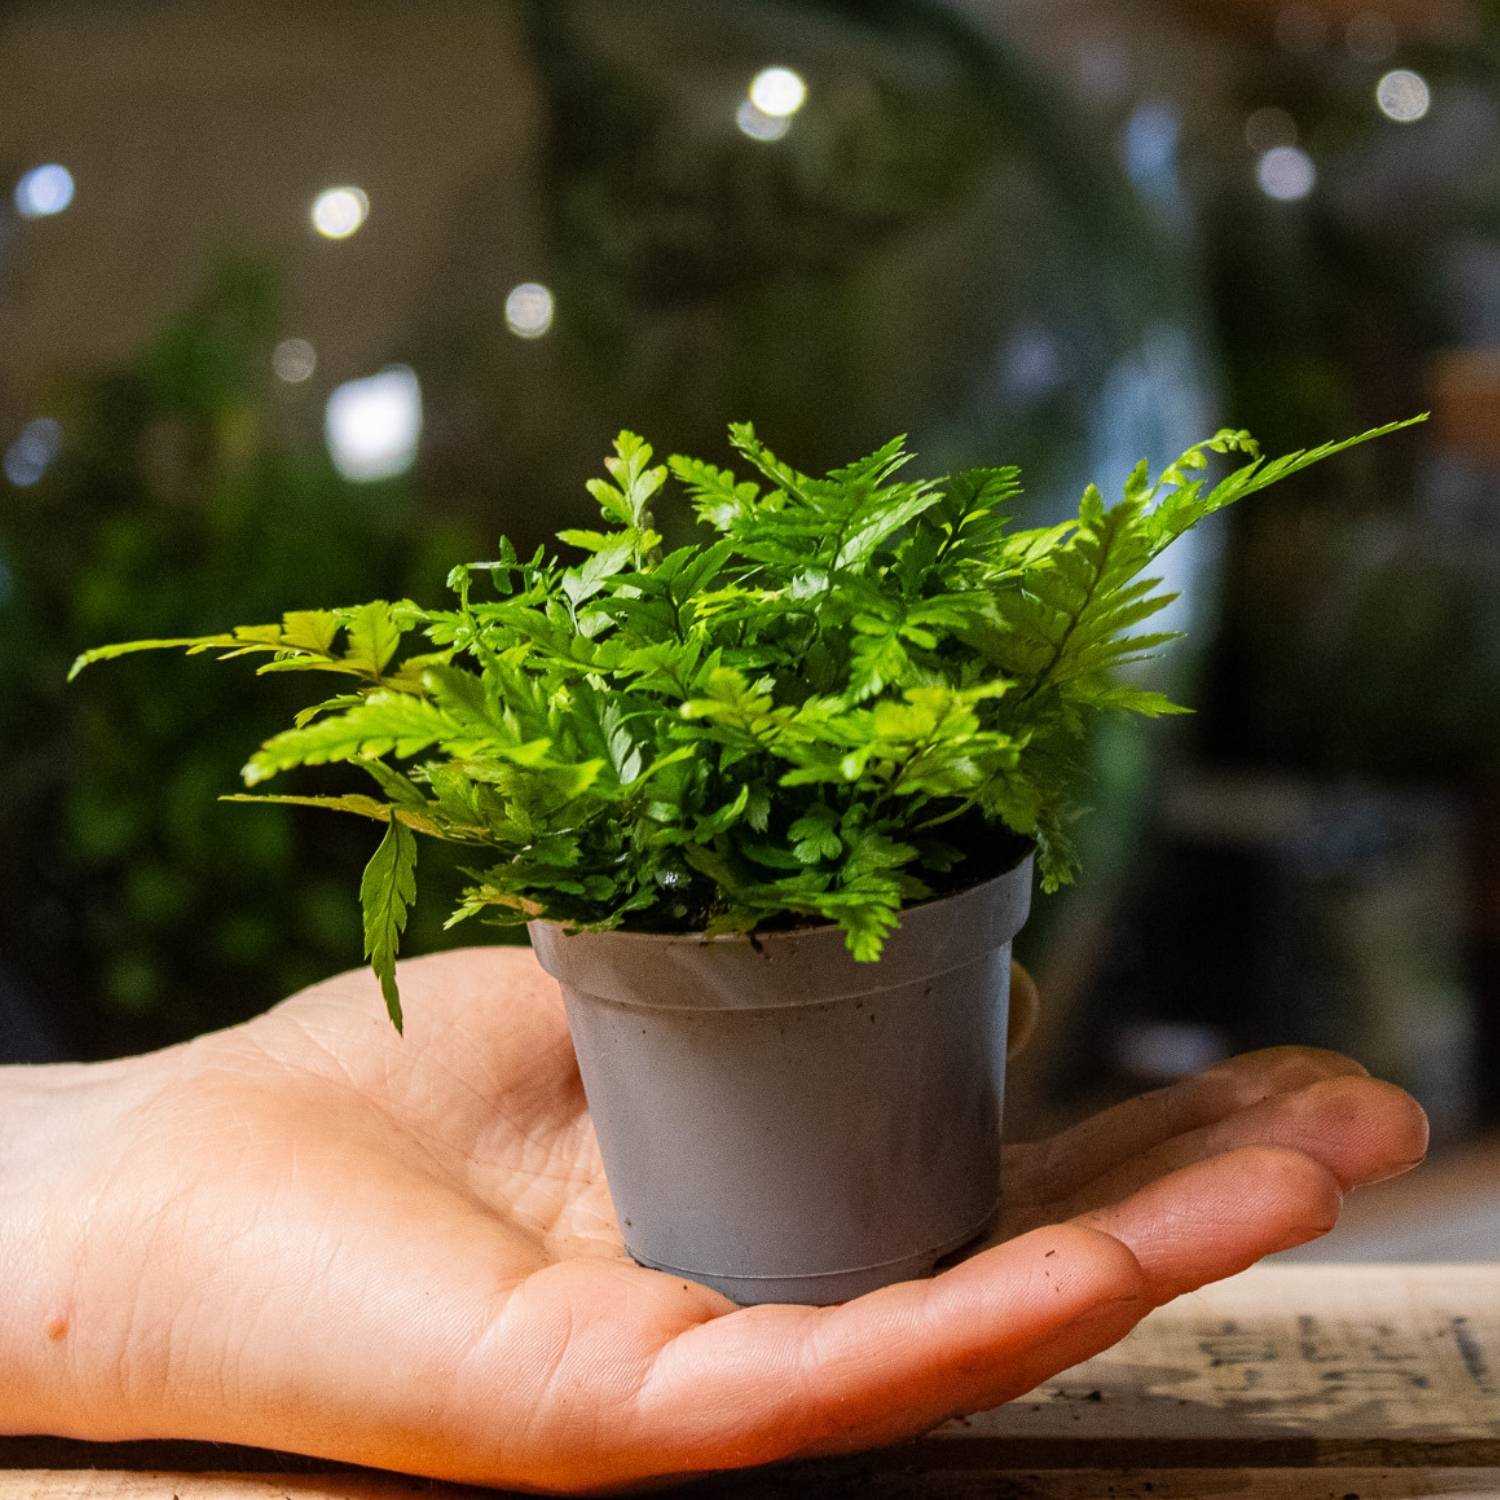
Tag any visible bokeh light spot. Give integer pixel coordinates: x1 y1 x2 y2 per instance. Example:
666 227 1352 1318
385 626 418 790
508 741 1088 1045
272 338 317 383
1122 100 1180 201
4 417 62 487
735 99 791 142
1257 145 1317 200
14 164 74 218
311 186 369 240
324 367 421 481
504 282 555 339
1376 68 1431 122
748 66 807 118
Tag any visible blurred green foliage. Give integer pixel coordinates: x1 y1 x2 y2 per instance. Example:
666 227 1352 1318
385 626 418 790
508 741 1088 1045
0 263 479 1056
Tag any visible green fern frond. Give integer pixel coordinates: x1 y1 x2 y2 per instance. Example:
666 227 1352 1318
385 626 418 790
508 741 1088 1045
71 411 1428 1010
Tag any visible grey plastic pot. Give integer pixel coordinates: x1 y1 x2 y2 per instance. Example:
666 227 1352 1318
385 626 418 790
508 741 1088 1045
528 851 1033 1306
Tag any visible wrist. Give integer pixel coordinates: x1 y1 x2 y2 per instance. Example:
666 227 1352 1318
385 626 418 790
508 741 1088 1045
0 1060 138 1436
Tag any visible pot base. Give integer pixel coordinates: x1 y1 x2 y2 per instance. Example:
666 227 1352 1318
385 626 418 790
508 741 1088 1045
627 1200 1000 1306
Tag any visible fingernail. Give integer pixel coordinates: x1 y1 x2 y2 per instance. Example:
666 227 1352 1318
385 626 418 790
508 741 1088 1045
1355 1152 1428 1187
1274 1217 1340 1252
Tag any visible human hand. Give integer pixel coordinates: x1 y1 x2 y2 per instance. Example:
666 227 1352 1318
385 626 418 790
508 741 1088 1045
1 947 1428 1492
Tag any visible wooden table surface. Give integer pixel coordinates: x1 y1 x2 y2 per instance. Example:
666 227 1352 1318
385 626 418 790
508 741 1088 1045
4 1263 1496 1498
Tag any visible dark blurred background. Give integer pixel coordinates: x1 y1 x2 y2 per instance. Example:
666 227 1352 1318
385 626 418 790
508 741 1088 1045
2 1 1497 1224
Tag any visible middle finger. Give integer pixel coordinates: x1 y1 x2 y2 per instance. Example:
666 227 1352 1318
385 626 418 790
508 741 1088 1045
1002 1045 1368 1222
1018 1073 1429 1227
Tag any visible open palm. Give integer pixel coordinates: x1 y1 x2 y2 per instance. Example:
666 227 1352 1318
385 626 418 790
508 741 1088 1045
9 946 1427 1493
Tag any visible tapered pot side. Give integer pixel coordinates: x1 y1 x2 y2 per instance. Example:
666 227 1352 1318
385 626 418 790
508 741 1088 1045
528 852 1033 1306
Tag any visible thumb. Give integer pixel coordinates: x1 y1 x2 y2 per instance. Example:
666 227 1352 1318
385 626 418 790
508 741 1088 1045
628 1222 1147 1473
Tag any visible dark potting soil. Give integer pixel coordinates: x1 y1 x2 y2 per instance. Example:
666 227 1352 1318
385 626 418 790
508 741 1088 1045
613 813 1031 942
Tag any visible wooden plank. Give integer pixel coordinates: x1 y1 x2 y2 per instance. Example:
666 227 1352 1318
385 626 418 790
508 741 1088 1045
701 1468 1500 1498
919 1263 1500 1469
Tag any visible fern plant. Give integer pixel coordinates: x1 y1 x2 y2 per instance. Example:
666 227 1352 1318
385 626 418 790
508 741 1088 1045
71 416 1424 1027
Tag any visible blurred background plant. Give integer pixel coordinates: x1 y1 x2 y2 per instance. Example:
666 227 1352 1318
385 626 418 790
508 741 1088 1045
2 0 1498 1166
0 261 477 1057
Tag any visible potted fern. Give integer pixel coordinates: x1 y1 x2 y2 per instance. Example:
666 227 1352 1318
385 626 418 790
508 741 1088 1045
71 415 1421 1303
